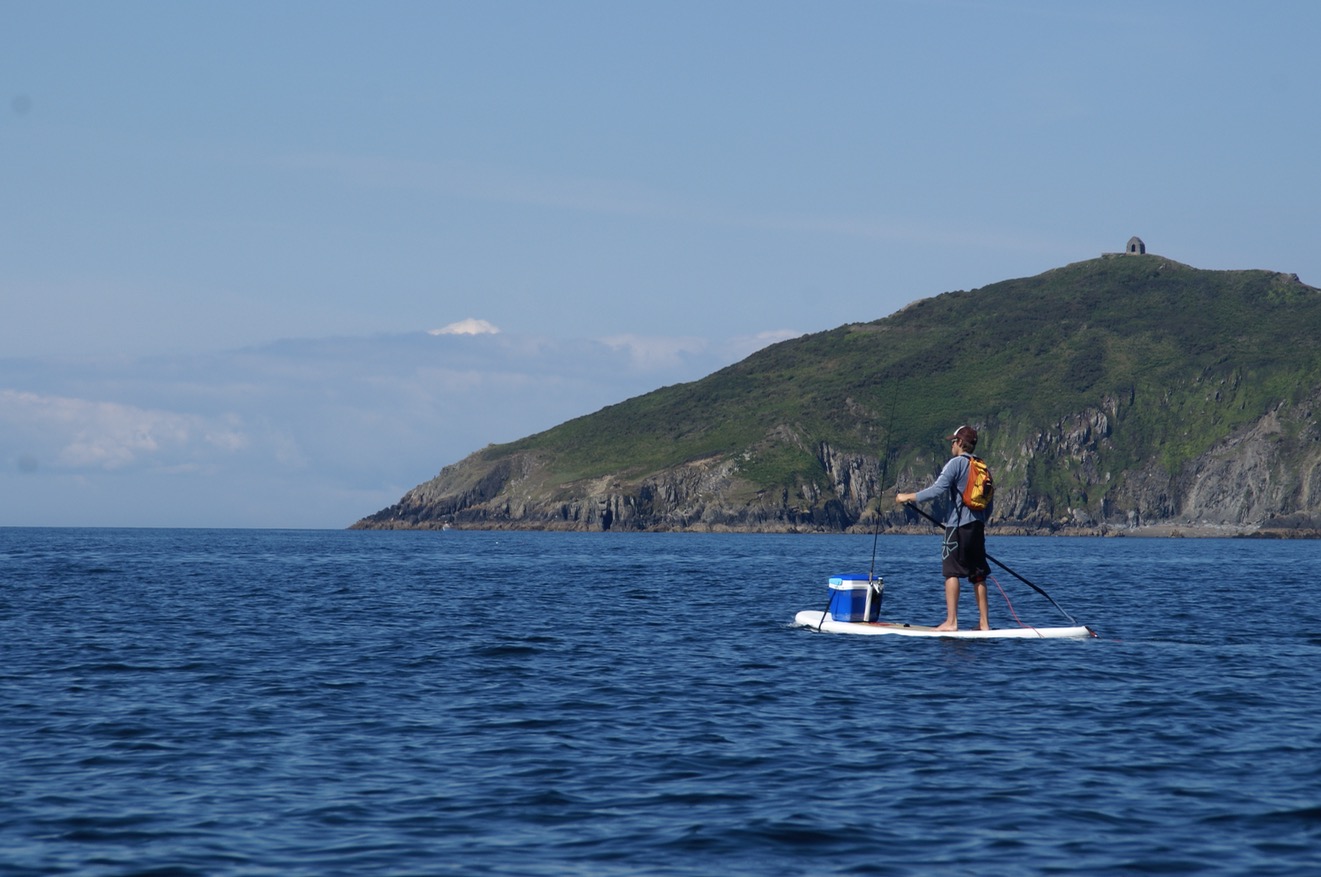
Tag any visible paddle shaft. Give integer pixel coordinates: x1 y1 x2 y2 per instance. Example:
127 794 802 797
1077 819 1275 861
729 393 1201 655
903 502 1077 624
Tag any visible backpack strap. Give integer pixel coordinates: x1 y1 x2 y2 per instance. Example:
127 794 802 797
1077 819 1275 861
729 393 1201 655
950 453 971 511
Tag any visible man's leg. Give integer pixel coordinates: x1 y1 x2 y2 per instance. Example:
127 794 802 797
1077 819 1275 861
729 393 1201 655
934 576 960 631
973 579 990 630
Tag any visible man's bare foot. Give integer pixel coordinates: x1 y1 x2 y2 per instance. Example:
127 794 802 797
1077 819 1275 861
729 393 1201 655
933 620 958 631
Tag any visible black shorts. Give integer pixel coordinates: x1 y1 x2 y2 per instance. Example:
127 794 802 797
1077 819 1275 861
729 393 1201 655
942 522 989 582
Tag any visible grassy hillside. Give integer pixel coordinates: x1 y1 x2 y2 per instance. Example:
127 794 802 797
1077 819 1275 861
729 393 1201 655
488 255 1318 484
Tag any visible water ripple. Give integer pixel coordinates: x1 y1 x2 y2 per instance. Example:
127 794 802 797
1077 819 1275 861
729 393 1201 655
3 530 1321 875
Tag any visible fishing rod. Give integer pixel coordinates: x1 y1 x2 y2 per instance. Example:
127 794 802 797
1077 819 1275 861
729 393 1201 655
818 378 901 631
868 377 901 584
904 502 1078 624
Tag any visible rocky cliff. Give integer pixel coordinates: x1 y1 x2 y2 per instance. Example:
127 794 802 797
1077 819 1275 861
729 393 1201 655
353 387 1321 535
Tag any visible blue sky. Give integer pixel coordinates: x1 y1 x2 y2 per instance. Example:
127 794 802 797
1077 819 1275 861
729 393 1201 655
3 1 1319 527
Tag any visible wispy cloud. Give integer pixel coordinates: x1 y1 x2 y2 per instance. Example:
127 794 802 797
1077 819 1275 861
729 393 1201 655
276 151 683 221
599 329 806 371
0 389 248 471
727 329 804 359
0 328 790 526
272 150 1061 255
599 334 711 371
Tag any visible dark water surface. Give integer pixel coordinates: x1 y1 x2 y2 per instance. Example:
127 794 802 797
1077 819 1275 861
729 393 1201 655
2 528 1319 876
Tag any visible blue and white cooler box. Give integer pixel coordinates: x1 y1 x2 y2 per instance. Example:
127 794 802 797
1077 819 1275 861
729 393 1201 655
828 574 882 622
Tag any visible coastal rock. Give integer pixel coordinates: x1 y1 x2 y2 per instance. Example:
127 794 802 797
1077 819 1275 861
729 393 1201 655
354 391 1321 535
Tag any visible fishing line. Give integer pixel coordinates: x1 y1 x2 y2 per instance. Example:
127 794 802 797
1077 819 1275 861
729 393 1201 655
904 502 1079 624
868 375 901 584
987 574 1040 635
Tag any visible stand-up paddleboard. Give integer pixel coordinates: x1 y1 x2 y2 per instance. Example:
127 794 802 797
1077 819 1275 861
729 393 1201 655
797 573 1096 639
793 610 1096 639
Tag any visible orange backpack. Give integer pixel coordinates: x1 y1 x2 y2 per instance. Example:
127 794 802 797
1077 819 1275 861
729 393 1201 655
959 454 994 511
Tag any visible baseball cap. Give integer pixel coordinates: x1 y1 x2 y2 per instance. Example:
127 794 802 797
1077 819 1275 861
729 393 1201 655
948 425 978 448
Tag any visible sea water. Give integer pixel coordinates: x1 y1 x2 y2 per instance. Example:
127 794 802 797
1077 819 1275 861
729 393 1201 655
2 528 1319 876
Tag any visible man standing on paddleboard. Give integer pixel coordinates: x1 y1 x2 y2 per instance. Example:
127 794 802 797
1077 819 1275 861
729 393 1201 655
896 425 993 631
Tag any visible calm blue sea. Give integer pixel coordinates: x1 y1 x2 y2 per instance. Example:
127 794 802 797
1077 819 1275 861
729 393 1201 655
2 528 1319 876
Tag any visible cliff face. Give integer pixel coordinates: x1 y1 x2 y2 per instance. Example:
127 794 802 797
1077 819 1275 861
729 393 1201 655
983 390 1321 533
354 388 1321 535
352 257 1321 536
1174 400 1321 530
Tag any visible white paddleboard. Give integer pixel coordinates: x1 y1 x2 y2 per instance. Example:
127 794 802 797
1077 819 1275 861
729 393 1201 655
794 610 1096 639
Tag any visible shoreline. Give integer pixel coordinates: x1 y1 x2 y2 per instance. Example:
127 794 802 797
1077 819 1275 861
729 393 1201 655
351 519 1321 538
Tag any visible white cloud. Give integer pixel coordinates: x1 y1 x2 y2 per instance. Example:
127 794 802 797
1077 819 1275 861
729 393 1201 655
0 389 249 471
428 318 501 336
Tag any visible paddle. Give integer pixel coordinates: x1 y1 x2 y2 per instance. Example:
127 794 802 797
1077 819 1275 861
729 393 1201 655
903 502 1078 624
